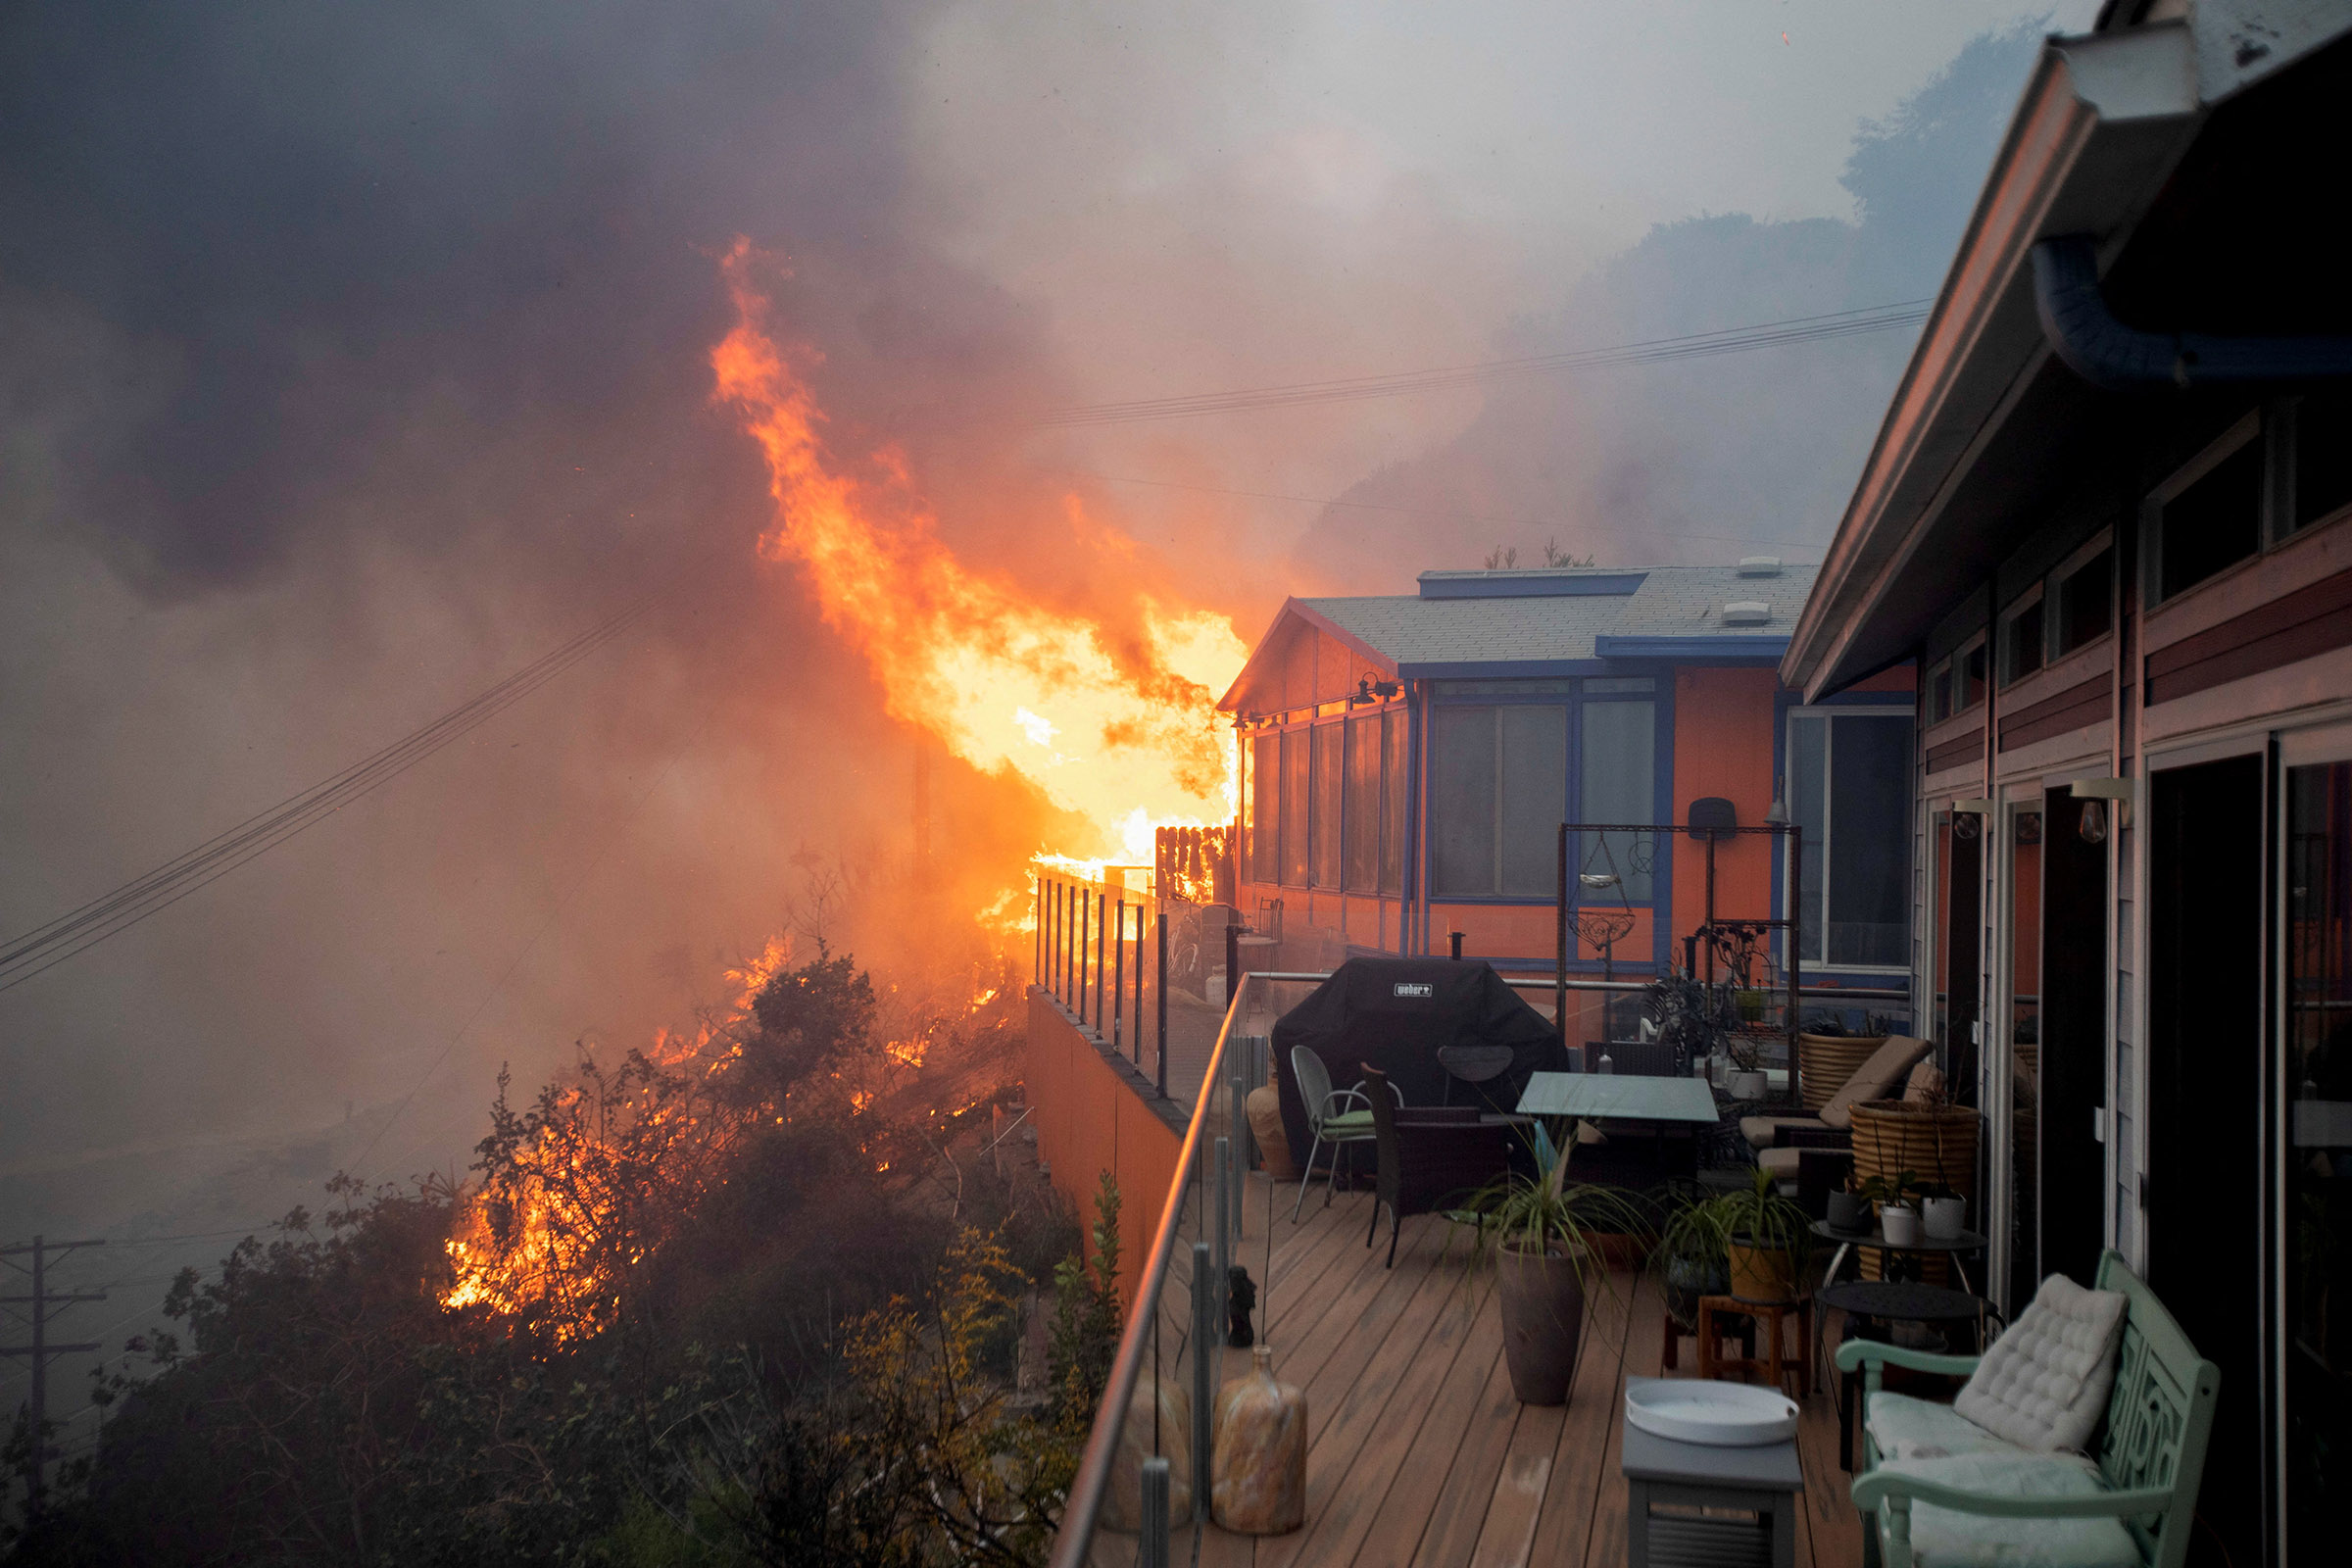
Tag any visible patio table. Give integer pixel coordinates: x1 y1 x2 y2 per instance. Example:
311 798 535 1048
1620 1378 1802 1568
1515 1071 1720 1123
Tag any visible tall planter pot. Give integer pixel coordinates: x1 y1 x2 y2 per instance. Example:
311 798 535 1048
1495 1243 1587 1406
1848 1099 1981 1284
1797 1033 1886 1111
1726 1238 1798 1303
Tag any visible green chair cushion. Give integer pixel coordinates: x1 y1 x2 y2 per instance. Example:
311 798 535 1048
1866 1393 2023 1463
1317 1111 1376 1136
1875 1451 2140 1568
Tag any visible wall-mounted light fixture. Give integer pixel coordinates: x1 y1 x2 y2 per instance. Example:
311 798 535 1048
1952 797 1996 842
1352 672 1401 705
1764 776 1788 825
2070 775 2134 845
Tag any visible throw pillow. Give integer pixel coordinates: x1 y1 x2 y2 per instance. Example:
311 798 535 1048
1953 1273 2129 1452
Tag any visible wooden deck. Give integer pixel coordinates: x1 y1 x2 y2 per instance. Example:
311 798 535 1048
1111 1173 1866 1568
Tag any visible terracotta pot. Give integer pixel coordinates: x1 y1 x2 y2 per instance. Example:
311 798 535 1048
1495 1243 1586 1405
1726 1237 1798 1302
1246 1086 1296 1181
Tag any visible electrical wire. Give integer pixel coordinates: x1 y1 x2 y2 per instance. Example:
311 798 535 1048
1058 468 1824 554
1030 299 1931 428
0 590 664 994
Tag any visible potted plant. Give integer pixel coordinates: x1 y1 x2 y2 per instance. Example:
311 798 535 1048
1718 1167 1811 1302
1463 1134 1652 1405
1917 1180 1966 1240
1826 1172 1869 1235
1653 1187 1730 1330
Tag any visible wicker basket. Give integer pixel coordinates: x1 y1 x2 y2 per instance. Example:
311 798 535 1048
1796 1033 1886 1111
1847 1099 1981 1284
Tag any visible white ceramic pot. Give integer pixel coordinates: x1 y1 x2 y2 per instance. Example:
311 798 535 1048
1881 1204 1922 1247
1728 1069 1768 1102
1921 1195 1966 1240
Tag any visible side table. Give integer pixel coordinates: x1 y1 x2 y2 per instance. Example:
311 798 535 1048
1696 1295 1811 1398
1621 1383 1802 1568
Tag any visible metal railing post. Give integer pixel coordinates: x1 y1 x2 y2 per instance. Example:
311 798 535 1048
1034 873 1042 986
1156 905 1169 1098
1191 1241 1215 1523
1078 887 1090 1025
1133 903 1145 1066
1229 1072 1249 1238
1112 901 1125 1052
1096 890 1107 1032
1223 1133 1242 1298
1140 1456 1170 1568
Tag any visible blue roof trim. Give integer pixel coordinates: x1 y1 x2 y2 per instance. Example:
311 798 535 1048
1417 570 1649 600
1594 634 1789 662
1396 658 1612 680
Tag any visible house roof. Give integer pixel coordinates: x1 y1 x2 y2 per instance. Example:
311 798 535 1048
1780 14 2352 700
1217 564 1817 710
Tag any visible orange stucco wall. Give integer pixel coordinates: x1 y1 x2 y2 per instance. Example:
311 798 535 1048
1670 666 1782 940
1024 987 1182 1299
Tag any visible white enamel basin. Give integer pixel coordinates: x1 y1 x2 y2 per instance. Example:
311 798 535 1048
1624 1379 1799 1446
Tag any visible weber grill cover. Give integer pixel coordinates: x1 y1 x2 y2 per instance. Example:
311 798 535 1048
1271 957 1566 1167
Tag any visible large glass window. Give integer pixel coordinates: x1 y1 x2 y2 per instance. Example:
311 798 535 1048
1429 705 1569 897
1382 710 1406 895
2052 546 2113 656
1249 733 1278 883
1311 723 1344 888
1790 710 1914 967
1280 728 1309 887
2157 429 2263 600
1581 700 1655 900
1344 716 1381 891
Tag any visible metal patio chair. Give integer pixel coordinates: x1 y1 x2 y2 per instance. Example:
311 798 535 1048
1290 1046 1396 1222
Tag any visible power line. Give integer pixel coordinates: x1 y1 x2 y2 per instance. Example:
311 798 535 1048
1030 299 1931 428
0 592 664 994
349 678 732 1182
1058 468 1824 554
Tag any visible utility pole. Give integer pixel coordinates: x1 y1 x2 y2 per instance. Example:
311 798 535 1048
2 1236 106 1517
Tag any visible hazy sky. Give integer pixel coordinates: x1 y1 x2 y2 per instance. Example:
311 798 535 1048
0 0 2092 1324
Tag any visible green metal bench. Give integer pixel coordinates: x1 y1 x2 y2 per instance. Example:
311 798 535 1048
1836 1250 2219 1568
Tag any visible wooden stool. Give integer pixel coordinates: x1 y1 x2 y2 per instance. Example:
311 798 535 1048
1661 1306 1755 1372
1695 1295 1811 1397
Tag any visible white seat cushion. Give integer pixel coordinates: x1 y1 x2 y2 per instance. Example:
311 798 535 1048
1740 1114 1823 1150
1954 1274 2129 1452
1820 1035 1934 1129
1875 1451 2141 1568
1866 1393 2022 1462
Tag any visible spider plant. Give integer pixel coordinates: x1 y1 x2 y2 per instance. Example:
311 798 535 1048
1717 1166 1812 1301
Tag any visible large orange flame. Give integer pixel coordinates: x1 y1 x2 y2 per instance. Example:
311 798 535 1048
710 242 1245 872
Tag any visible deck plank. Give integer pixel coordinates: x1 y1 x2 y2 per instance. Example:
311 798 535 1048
1567 1269 1652 1568
1260 1238 1488 1568
1348 1292 1505 1568
1409 1335 1529 1568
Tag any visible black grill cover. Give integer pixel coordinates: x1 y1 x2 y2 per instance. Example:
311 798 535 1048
1271 957 1567 1168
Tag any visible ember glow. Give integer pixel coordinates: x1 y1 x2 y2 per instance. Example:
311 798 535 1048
710 242 1246 875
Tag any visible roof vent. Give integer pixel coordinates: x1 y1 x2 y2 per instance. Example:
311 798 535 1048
1738 556 1782 577
1721 601 1771 626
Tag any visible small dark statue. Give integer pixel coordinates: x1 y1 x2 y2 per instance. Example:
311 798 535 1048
1227 1265 1256 1348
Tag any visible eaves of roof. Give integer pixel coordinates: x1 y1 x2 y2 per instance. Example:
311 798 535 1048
1780 24 2208 700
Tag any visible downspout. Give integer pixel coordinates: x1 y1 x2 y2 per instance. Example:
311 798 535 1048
2032 236 2352 390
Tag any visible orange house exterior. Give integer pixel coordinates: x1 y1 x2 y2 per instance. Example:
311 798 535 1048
1214 564 1914 1012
